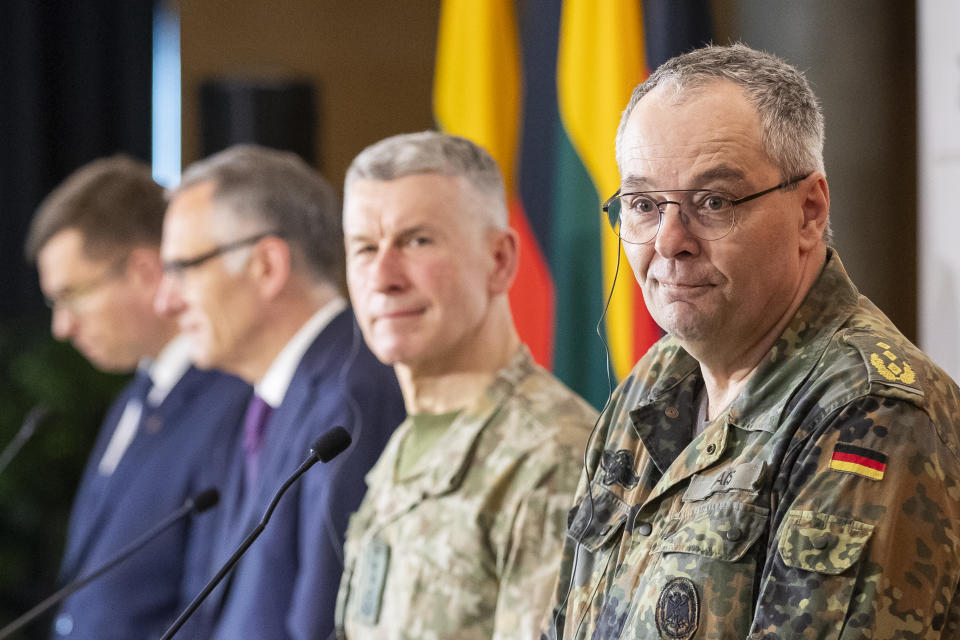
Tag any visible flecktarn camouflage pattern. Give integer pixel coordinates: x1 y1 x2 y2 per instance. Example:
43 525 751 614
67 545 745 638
543 250 960 639
336 346 597 640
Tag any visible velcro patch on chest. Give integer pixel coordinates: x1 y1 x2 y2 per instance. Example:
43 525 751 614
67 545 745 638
829 442 887 481
683 461 765 502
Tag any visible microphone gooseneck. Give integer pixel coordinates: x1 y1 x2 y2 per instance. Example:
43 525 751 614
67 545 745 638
0 487 220 640
0 405 52 477
159 426 352 640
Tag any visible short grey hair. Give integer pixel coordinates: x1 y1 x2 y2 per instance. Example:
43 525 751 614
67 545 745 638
172 144 342 286
616 43 825 176
344 131 508 228
616 43 829 242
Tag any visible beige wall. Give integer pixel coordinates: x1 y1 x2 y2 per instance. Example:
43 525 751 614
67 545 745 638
180 0 442 192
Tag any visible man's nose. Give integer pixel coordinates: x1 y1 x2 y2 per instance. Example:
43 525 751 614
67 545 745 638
368 247 408 293
652 202 701 257
154 273 186 317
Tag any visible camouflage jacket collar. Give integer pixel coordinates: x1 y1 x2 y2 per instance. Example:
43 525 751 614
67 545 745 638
636 249 860 440
366 345 536 498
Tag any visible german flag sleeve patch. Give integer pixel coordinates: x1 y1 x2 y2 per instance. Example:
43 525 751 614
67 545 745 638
829 443 887 481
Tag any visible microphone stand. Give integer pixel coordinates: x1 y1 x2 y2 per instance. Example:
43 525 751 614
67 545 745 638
160 426 351 640
0 488 219 640
0 406 50 477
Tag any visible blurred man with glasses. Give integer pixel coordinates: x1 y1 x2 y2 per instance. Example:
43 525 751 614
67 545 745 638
544 43 960 639
25 155 251 640
155 145 403 640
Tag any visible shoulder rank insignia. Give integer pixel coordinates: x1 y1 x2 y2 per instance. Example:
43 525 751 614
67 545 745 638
869 342 916 385
600 449 641 489
829 442 887 480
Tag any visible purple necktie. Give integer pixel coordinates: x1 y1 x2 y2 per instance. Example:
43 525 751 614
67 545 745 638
242 395 273 489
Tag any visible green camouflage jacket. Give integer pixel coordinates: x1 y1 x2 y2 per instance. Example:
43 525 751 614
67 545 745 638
543 250 960 640
336 346 596 640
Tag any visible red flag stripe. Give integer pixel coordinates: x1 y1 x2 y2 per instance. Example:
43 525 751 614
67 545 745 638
831 451 887 471
507 197 556 368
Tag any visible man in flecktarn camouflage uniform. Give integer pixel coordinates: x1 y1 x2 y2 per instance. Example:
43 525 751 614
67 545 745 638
543 43 960 639
335 131 596 640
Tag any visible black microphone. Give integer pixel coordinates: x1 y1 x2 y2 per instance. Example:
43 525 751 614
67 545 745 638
160 426 352 640
0 488 220 640
0 405 51 477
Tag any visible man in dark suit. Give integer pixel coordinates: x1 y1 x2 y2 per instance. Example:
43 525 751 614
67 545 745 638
25 156 251 640
154 145 405 640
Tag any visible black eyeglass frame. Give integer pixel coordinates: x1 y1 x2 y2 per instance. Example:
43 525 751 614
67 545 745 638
162 231 282 275
602 173 811 244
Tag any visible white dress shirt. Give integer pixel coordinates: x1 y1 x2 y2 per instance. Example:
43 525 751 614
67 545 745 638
255 297 348 409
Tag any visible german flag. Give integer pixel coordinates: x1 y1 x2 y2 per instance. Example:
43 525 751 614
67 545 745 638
830 443 888 481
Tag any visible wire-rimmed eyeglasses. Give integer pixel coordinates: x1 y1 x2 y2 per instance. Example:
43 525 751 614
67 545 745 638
162 231 281 277
602 174 810 244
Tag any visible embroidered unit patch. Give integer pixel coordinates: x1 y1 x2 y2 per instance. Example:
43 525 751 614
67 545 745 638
600 449 641 489
656 577 699 640
830 442 887 481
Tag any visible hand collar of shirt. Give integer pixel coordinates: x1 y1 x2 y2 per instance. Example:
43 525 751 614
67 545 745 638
255 296 348 408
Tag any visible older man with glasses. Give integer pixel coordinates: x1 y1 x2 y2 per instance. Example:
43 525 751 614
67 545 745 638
25 155 251 640
154 145 404 640
543 43 960 639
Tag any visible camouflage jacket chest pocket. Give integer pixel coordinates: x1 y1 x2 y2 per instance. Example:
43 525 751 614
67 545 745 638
618 501 772 638
657 460 770 560
566 483 631 553
654 500 770 561
748 510 874 639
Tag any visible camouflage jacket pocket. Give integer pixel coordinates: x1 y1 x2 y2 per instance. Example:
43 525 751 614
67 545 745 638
567 482 630 553
654 501 769 561
618 502 770 637
776 510 873 575
749 510 874 639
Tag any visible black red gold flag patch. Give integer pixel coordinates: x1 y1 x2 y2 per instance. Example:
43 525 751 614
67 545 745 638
829 442 887 480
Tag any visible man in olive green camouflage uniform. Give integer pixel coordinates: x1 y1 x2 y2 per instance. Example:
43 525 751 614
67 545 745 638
336 131 597 640
543 44 960 639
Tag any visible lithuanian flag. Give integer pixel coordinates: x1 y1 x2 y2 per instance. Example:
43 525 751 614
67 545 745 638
434 0 711 408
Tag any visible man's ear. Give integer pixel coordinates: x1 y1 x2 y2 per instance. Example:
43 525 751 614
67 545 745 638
798 172 830 250
125 246 165 291
488 227 519 296
250 236 293 299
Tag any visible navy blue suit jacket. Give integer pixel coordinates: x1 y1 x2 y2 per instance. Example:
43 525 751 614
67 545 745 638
205 309 404 640
52 366 251 640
